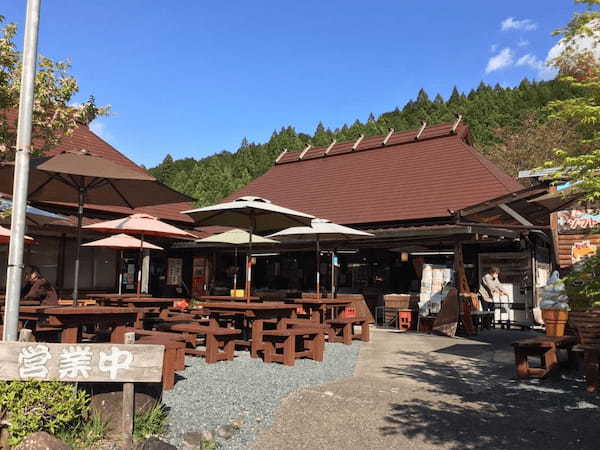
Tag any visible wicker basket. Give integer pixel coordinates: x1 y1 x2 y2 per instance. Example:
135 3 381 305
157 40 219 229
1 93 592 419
568 311 600 345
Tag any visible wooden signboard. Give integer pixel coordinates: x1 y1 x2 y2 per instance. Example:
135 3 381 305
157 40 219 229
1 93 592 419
0 342 164 383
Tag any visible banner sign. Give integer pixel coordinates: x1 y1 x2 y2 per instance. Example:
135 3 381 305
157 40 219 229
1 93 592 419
558 209 600 233
0 342 164 382
571 240 598 264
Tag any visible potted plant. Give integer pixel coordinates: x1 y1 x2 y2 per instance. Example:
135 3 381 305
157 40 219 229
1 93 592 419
539 273 570 337
564 255 600 345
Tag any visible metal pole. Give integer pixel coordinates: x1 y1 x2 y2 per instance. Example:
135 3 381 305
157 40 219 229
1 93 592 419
233 247 238 291
72 188 84 306
137 234 144 296
118 250 123 295
3 0 42 341
331 250 336 298
246 222 254 303
315 235 320 299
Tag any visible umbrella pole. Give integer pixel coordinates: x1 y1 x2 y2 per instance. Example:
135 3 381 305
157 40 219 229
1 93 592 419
119 250 123 295
246 226 254 303
72 188 85 306
316 235 320 299
137 234 144 296
331 249 336 299
233 247 238 292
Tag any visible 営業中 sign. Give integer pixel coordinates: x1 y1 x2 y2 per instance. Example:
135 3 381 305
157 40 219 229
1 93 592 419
0 342 164 382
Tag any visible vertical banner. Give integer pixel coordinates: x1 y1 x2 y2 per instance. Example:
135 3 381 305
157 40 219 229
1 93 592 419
166 258 182 286
192 256 208 298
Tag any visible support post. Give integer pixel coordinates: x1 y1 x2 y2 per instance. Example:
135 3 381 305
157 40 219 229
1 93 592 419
122 331 135 449
315 236 321 299
3 0 42 341
72 188 84 305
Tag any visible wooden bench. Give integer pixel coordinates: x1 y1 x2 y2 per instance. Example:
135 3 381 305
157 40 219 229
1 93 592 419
135 335 186 390
262 328 324 366
511 335 577 379
326 317 369 345
281 318 333 342
159 323 240 364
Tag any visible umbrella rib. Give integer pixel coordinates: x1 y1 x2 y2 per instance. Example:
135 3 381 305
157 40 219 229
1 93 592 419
107 179 135 210
29 173 70 199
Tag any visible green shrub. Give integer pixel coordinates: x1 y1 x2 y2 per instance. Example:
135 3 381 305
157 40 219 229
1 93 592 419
133 403 168 441
0 380 89 446
57 411 109 449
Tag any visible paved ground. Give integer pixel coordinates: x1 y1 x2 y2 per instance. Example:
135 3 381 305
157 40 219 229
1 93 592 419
252 327 600 450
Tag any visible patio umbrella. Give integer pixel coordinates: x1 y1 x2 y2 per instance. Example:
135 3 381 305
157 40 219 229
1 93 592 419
83 233 163 294
0 150 192 303
183 196 314 301
195 228 279 291
269 218 373 298
83 213 195 295
0 196 69 227
0 226 34 244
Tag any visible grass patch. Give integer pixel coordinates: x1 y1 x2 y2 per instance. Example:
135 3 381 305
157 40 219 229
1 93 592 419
57 412 109 449
133 403 168 441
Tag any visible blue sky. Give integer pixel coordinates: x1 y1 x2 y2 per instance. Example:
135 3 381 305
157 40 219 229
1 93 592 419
2 1 578 167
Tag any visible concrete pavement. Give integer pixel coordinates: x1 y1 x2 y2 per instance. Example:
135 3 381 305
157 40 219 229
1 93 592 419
252 327 600 450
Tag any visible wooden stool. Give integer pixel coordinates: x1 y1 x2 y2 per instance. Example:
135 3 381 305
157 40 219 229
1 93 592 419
262 328 324 366
326 317 369 344
511 335 577 379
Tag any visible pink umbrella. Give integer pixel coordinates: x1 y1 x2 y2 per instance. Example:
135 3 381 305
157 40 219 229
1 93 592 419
83 214 195 295
83 233 163 294
0 225 34 245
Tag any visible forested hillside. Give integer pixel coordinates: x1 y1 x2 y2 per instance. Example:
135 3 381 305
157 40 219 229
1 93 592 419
149 79 582 206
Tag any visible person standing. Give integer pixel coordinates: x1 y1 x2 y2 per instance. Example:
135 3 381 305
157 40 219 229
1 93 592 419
478 266 508 311
22 265 58 306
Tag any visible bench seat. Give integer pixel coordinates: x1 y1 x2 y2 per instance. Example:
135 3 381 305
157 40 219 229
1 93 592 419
326 317 369 344
262 328 324 366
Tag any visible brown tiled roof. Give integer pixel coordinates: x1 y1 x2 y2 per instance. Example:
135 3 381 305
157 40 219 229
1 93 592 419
1 109 195 225
225 122 523 226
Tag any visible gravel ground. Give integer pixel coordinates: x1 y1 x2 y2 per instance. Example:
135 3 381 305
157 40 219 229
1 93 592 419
162 341 360 449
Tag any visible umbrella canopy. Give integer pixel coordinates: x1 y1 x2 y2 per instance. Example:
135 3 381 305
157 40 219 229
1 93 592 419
83 213 196 239
0 225 33 244
0 196 68 227
268 218 373 241
183 196 314 232
269 218 373 297
0 151 192 208
183 196 314 301
82 233 163 251
0 150 193 303
196 228 279 245
84 213 194 295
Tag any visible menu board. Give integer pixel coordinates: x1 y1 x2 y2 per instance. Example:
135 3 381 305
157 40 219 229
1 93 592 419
167 258 183 286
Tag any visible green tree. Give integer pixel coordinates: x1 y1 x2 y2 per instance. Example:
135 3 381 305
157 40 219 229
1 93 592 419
0 15 109 158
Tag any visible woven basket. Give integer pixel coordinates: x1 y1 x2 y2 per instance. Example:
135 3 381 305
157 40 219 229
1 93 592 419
569 311 600 346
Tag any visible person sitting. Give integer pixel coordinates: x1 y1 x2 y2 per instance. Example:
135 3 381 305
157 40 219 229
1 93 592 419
22 265 58 306
478 266 507 311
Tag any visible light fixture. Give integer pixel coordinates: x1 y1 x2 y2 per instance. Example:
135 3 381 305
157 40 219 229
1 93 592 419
337 249 359 254
251 252 280 257
410 251 454 256
400 252 409 262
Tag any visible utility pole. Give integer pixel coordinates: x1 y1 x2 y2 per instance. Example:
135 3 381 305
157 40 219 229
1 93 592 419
3 0 42 341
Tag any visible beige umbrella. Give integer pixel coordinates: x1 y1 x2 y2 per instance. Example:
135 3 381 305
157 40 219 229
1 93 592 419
196 229 279 291
0 150 193 303
83 233 163 294
84 214 195 295
269 218 373 297
183 196 314 301
0 226 34 245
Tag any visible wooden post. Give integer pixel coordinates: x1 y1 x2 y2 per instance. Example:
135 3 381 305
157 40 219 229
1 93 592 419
122 332 135 449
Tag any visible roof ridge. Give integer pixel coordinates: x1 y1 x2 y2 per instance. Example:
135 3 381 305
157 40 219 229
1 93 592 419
275 120 466 165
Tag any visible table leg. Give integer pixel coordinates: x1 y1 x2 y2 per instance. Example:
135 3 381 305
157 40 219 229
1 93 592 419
61 326 78 344
584 348 599 393
111 325 126 343
514 349 529 379
251 319 264 358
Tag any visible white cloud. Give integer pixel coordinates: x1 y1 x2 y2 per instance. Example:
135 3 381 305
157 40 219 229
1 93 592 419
515 53 556 80
501 17 538 31
89 120 113 142
485 48 514 73
517 38 530 47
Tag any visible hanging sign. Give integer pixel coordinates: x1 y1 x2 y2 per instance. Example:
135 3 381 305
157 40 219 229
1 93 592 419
166 258 182 285
558 209 600 233
0 342 163 382
192 256 208 298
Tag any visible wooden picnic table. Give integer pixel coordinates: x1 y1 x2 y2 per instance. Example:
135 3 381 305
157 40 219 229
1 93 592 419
512 335 577 379
291 298 352 324
85 293 144 300
197 302 298 358
40 306 138 344
199 295 261 302
94 297 176 308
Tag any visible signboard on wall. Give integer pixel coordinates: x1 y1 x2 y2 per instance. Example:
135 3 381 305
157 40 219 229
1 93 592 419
557 208 600 233
166 258 183 286
192 257 208 298
571 240 598 264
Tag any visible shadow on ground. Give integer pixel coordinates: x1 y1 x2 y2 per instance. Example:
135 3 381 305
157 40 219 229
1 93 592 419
380 331 600 450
